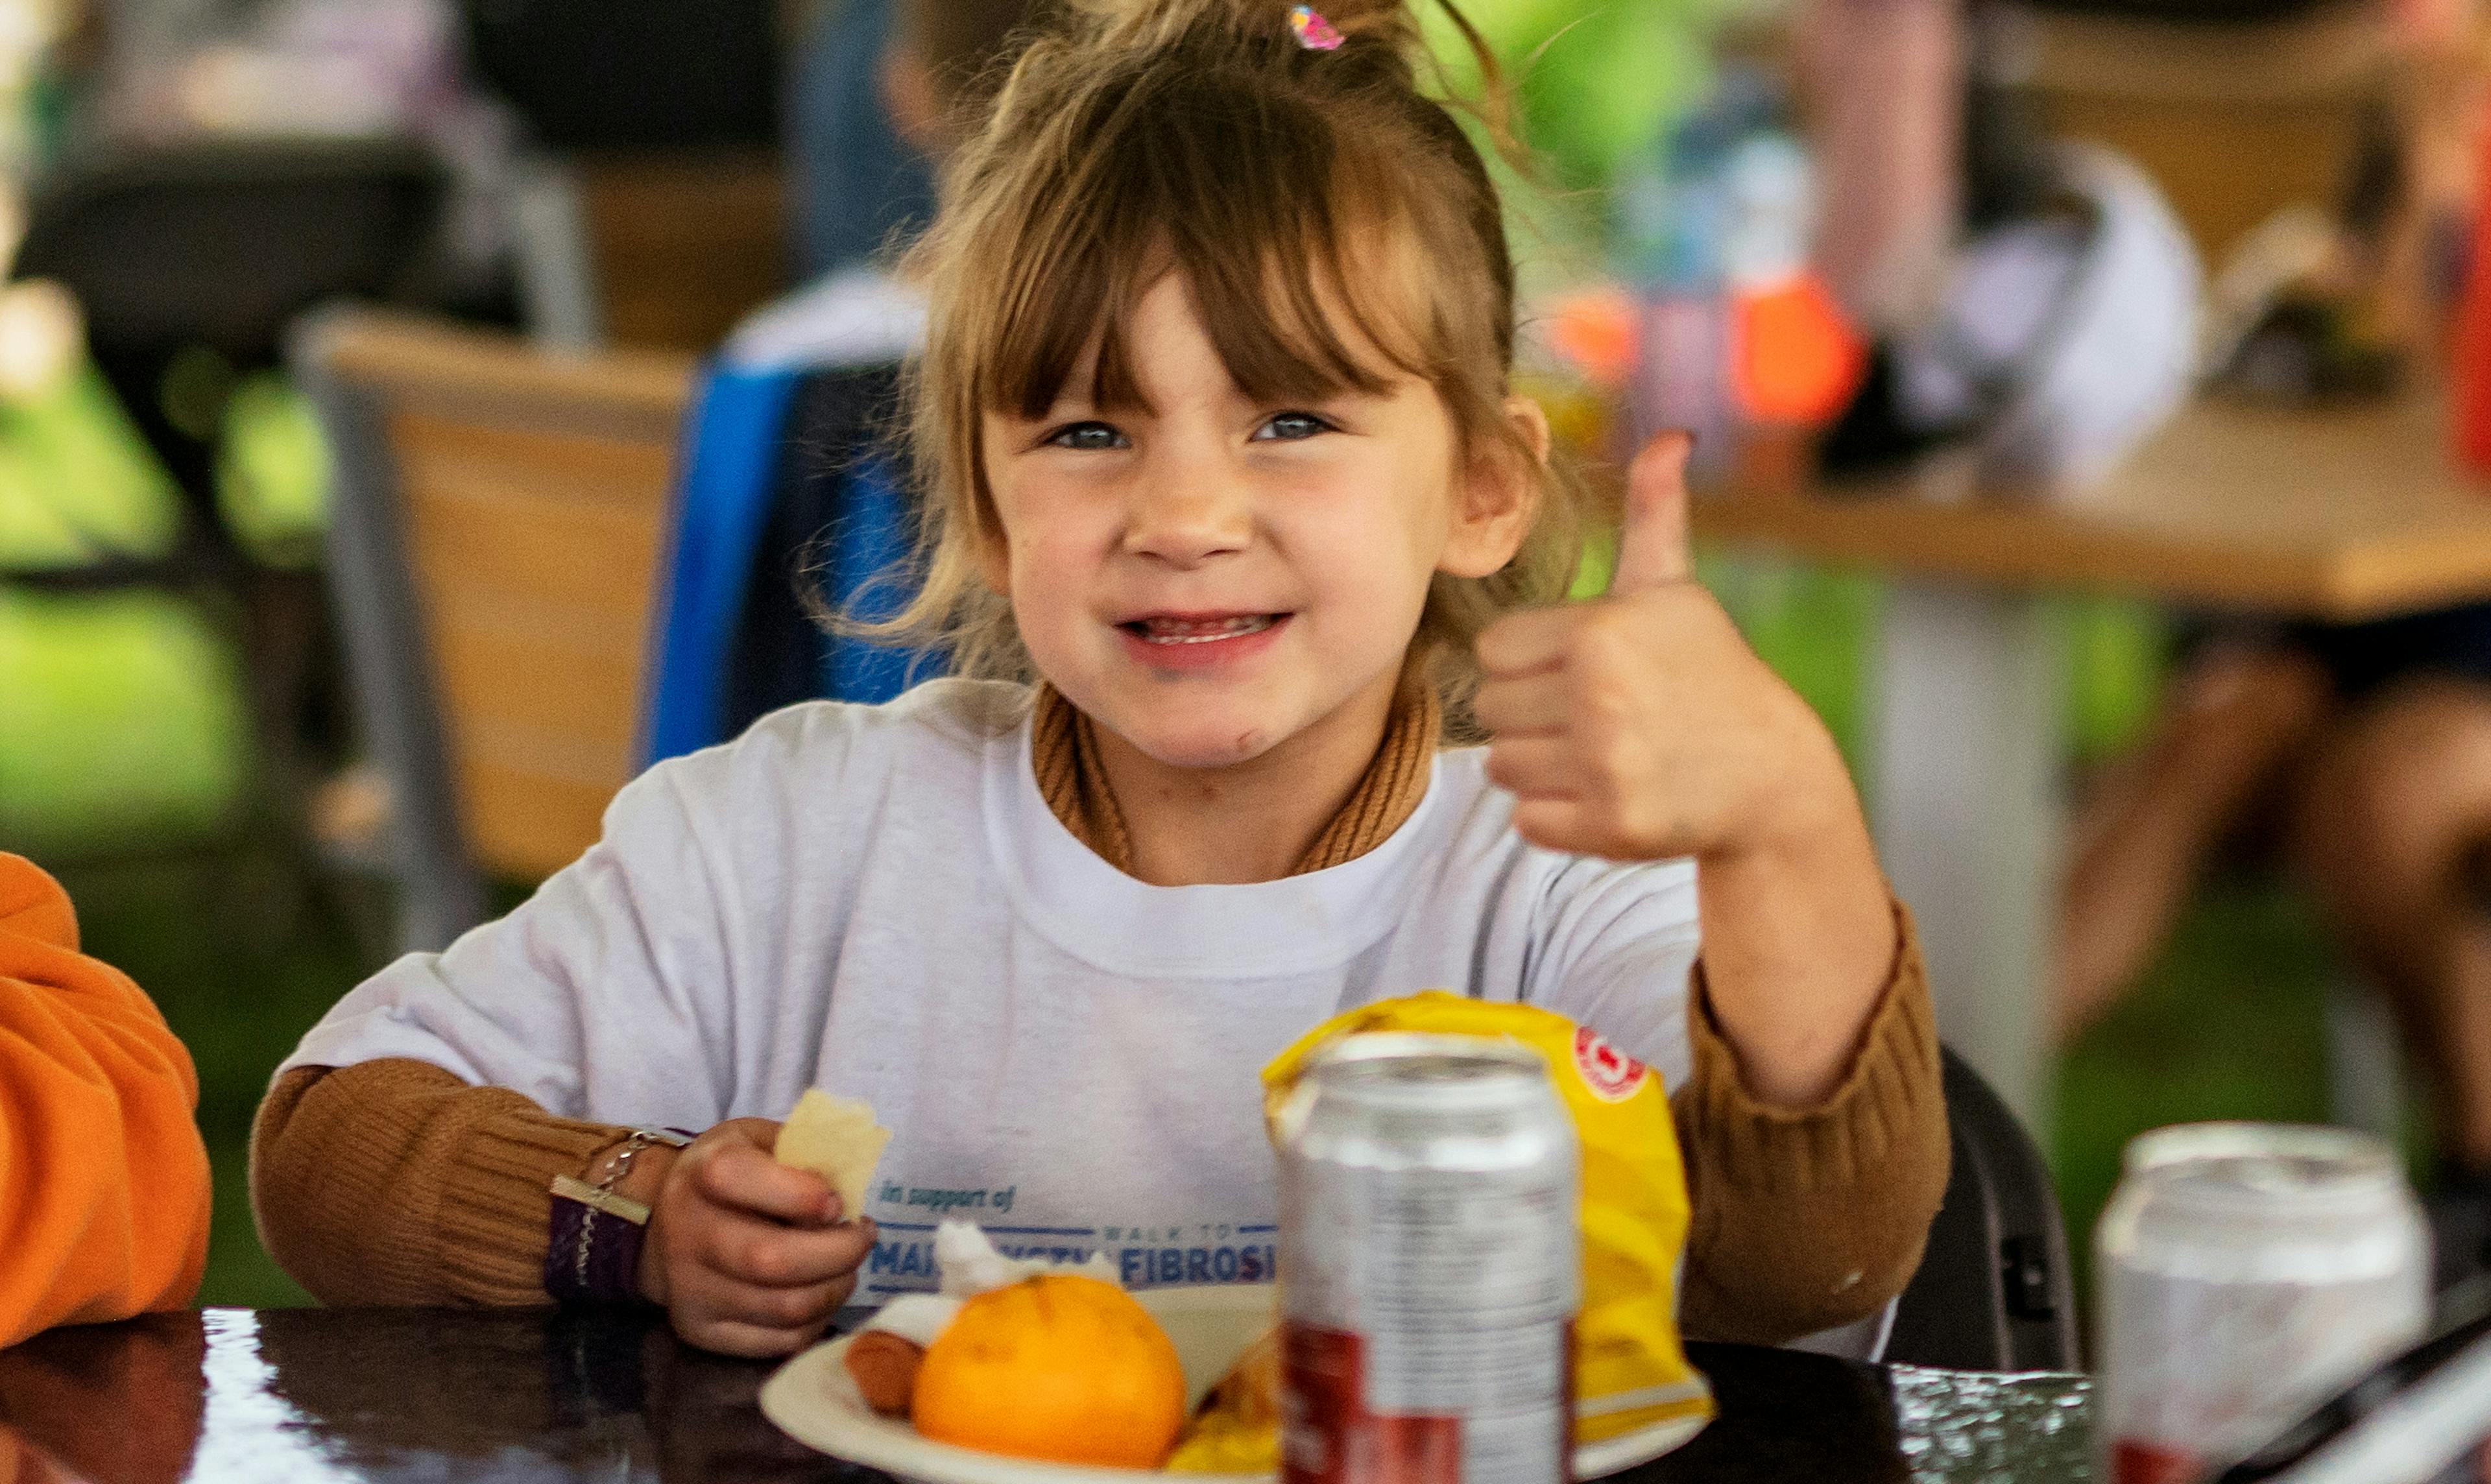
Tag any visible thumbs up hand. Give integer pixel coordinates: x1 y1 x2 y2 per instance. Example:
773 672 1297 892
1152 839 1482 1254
1473 433 1855 865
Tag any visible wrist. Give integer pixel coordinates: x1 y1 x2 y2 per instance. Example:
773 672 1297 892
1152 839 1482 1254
623 1144 682 1304
612 1141 679 1212
1701 714 1867 872
545 1129 689 1308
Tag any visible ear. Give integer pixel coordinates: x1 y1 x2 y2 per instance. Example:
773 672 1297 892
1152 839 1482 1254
1438 395 1548 580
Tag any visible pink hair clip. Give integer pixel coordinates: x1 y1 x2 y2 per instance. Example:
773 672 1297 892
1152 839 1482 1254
1290 5 1345 50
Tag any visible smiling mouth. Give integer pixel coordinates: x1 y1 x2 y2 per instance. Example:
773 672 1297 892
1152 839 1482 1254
1121 614 1284 645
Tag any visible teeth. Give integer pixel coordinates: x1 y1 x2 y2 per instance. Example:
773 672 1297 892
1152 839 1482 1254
1137 615 1275 644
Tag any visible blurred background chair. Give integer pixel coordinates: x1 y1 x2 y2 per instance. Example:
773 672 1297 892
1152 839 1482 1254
1888 1047 2082 1372
19 138 452 511
290 305 692 953
4 138 457 918
454 0 789 353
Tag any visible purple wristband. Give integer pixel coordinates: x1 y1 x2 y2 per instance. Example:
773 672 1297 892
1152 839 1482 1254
544 1195 651 1306
544 1128 692 1306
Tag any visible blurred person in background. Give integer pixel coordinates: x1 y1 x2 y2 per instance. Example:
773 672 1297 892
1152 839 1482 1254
775 0 1052 290
730 0 1050 365
785 0 935 279
0 852 211 1349
660 0 1052 745
2057 0 2491 1280
2060 634 2491 1282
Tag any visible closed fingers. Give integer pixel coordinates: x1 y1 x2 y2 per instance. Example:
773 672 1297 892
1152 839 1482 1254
1472 671 1572 739
1485 737 1582 800
704 1212 878 1289
1475 606 1579 680
1510 797 1605 857
712 1269 856 1330
673 1311 837 1359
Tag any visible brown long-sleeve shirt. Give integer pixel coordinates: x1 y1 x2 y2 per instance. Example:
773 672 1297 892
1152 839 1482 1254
253 683 1947 1343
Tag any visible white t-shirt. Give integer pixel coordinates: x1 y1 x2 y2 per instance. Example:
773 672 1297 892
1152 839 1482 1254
283 680 1700 1303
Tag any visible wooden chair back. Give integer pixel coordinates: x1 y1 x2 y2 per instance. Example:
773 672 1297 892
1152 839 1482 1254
302 308 695 887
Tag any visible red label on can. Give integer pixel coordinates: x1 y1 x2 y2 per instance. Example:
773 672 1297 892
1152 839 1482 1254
1282 1322 1461 1484
2112 1440 2204 1484
1572 1027 1649 1103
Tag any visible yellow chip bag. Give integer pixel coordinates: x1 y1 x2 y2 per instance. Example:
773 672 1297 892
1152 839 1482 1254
1261 992 1713 1445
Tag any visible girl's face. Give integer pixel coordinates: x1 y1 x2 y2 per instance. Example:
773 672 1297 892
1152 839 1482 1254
980 272 1537 771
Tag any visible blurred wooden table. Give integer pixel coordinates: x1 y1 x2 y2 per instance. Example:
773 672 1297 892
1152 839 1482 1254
1691 396 2491 1130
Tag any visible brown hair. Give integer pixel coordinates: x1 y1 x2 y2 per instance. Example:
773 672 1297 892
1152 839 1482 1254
875 0 1587 715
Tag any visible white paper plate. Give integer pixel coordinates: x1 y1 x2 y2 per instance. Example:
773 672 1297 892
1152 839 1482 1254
758 1284 1706 1483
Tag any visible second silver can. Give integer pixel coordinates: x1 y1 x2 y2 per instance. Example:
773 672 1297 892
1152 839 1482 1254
2095 1121 2431 1484
1274 1033 1582 1484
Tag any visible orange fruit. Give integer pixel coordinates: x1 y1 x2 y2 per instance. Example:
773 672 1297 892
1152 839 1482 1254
911 1275 1188 1468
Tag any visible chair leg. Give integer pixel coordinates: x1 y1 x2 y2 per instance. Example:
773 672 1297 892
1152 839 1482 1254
293 318 492 958
507 153 604 352
2328 975 2406 1142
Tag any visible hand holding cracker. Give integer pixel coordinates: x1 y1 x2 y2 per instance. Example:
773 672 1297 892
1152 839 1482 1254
638 1116 878 1358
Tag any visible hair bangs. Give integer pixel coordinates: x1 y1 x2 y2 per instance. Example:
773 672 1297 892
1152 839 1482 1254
980 62 1443 424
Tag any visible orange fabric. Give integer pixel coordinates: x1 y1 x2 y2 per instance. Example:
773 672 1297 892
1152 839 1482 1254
0 854 211 1348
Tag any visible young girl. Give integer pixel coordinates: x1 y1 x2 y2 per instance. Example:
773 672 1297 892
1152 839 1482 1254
254 0 1946 1359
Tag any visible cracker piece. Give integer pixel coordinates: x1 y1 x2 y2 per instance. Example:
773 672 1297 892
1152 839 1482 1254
774 1089 891 1222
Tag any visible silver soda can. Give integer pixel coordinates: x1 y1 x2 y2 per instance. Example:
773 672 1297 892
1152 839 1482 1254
1273 1033 1581 1484
2097 1122 2431 1484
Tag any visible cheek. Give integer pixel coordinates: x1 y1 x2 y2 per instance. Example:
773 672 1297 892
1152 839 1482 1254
1011 502 1116 584
1287 478 1445 623
991 482 1112 644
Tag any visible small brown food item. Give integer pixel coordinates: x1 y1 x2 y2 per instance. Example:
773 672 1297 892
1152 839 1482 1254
845 1331 924 1417
1199 1325 1280 1428
1167 1326 1282 1473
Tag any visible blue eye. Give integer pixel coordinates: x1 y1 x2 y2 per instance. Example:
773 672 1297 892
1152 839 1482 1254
1253 412 1331 442
1046 422 1128 451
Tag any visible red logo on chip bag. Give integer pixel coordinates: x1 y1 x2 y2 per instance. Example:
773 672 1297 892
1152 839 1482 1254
1572 1027 1648 1102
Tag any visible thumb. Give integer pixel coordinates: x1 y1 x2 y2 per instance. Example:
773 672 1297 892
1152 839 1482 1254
717 1117 786 1154
1610 431 1694 593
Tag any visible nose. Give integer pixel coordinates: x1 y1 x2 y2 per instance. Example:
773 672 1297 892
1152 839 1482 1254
1121 443 1251 569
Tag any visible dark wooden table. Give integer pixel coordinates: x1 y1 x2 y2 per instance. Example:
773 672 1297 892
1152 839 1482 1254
0 1308 2093 1481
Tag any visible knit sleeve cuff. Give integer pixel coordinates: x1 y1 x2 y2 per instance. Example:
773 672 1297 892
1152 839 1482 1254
437 1095 632 1305
1673 896 1951 1343
252 1059 631 1308
1681 895 1944 1197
